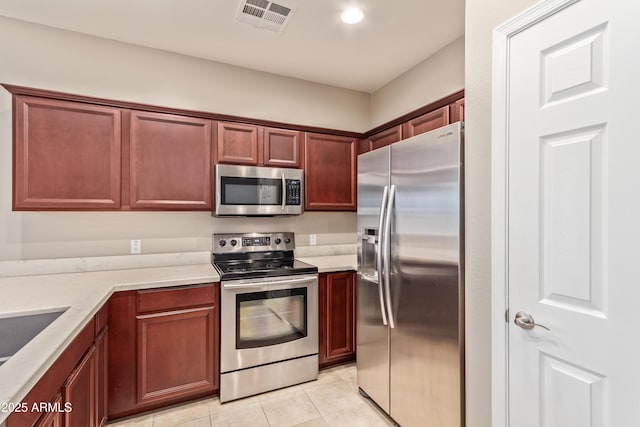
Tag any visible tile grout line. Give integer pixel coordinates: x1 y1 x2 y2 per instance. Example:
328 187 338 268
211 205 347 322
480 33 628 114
110 364 359 427
303 387 328 426
258 398 272 427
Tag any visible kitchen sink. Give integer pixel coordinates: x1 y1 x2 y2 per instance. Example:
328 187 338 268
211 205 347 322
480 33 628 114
0 308 68 365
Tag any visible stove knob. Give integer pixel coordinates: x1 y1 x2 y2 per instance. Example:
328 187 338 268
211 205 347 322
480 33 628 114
230 239 238 247
275 238 282 245
219 239 227 247
285 238 291 244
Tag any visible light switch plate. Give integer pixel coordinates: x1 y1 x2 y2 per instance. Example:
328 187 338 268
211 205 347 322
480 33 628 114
309 234 317 246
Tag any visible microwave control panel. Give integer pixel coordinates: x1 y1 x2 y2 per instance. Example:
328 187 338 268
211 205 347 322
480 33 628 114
286 180 301 205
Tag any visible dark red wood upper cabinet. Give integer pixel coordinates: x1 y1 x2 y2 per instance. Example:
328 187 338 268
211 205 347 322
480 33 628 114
13 96 122 210
128 111 212 210
263 127 303 168
319 272 356 368
357 139 370 155
217 122 262 165
368 125 403 151
449 98 465 123
304 133 357 211
403 105 450 138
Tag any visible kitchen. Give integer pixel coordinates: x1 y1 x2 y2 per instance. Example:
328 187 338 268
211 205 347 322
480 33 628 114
3 0 638 426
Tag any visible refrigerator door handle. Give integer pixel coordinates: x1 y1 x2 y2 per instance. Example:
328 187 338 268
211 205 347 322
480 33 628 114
383 184 397 329
377 185 390 326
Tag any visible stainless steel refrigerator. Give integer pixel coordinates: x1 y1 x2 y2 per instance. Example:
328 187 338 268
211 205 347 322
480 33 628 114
357 122 464 427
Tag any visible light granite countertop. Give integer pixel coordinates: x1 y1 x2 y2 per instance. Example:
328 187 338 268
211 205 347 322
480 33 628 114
0 254 356 424
298 254 356 273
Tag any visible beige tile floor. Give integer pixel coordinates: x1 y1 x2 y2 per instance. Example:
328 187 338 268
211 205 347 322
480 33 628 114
107 363 396 427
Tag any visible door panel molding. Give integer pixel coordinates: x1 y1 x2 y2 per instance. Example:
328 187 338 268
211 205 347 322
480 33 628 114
491 1 582 426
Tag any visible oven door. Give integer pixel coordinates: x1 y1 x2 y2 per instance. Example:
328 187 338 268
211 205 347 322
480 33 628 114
220 274 318 373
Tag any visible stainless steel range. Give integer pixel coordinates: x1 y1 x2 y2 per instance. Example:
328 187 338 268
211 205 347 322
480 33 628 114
212 232 319 402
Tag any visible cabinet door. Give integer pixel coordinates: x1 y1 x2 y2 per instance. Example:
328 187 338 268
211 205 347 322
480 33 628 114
357 139 370 155
64 345 97 427
304 133 357 211
217 122 261 165
136 307 216 405
129 111 212 209
449 98 465 123
403 105 450 138
34 393 64 427
13 96 121 210
368 125 403 151
319 272 356 367
263 127 303 168
95 327 108 427
108 291 137 418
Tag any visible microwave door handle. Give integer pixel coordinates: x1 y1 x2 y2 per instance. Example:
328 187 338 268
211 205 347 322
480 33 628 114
281 173 286 211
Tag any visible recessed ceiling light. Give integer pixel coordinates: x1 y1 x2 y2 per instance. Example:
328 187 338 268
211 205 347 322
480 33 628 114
341 7 364 24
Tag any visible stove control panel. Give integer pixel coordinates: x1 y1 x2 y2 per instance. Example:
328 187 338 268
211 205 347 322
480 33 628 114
242 236 270 247
213 232 295 254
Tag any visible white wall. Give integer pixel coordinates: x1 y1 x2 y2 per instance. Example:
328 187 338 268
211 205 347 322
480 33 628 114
0 16 364 262
370 36 464 128
0 16 370 133
464 0 537 426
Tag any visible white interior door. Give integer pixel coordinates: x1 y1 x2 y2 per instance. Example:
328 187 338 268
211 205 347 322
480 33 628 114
503 0 640 425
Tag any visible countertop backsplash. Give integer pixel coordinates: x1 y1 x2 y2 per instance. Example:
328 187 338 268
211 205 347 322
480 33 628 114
0 251 211 278
0 232 356 278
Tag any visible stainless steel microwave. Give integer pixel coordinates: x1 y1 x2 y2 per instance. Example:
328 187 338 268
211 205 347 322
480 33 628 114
214 164 304 216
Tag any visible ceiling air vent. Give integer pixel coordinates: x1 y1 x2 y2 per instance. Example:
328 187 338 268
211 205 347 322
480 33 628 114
236 0 296 34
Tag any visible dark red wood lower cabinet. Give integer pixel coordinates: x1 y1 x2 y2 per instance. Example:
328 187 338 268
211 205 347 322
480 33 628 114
108 283 219 420
95 328 108 427
5 303 107 427
63 346 96 427
319 272 356 368
33 394 63 427
136 307 216 404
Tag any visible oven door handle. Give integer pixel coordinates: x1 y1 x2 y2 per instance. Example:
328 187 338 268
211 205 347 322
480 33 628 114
223 275 317 289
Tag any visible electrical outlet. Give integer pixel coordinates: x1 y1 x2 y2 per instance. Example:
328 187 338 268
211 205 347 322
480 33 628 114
131 239 141 254
309 234 317 246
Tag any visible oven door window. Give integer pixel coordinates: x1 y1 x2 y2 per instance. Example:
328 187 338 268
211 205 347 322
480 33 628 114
220 177 282 206
236 288 307 349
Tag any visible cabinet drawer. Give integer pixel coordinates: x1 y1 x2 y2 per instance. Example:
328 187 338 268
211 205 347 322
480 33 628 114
137 284 215 314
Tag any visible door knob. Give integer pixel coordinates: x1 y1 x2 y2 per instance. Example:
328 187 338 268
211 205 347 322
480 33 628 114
514 311 550 331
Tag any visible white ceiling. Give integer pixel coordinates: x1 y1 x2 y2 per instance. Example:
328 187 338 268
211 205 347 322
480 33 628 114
0 0 464 93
